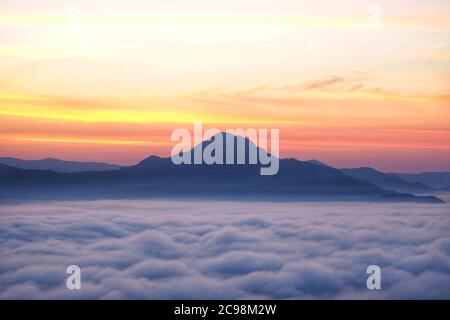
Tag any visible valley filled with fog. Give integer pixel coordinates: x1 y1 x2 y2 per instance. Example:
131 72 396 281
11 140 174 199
1 199 449 299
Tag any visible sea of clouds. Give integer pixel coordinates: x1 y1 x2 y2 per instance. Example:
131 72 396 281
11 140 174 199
0 199 449 299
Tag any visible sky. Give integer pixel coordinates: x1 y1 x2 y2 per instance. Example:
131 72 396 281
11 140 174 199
0 0 449 172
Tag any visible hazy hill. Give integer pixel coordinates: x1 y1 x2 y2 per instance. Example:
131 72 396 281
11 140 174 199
0 157 121 172
341 167 435 194
390 172 450 189
0 133 443 203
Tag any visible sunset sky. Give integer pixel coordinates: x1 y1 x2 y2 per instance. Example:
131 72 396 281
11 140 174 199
0 0 449 172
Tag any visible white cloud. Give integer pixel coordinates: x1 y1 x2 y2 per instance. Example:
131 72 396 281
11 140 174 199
0 199 449 299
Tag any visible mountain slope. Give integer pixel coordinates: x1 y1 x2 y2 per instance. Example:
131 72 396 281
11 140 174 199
341 167 435 194
0 157 121 172
307 159 331 168
390 172 450 189
0 133 444 203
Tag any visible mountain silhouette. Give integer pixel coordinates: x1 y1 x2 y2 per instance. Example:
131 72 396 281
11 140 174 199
307 159 330 168
170 132 274 165
341 167 435 194
0 133 443 203
0 157 121 172
389 171 450 189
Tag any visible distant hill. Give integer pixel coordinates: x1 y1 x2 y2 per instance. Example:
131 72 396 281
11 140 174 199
0 157 121 172
0 133 443 204
307 159 331 168
390 172 450 189
341 167 435 194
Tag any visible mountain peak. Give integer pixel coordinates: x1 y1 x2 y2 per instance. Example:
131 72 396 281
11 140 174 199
180 131 273 165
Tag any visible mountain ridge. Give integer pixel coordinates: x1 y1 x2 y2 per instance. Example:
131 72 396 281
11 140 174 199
389 172 450 189
0 157 121 173
341 167 435 194
0 133 444 204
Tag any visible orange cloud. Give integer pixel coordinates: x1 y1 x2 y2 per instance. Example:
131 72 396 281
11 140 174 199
1 73 448 171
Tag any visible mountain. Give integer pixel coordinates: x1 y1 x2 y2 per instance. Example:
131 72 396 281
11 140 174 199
307 159 331 168
389 172 450 189
0 133 443 203
341 167 435 194
0 157 121 172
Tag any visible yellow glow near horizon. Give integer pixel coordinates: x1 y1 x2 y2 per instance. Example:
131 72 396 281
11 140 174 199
0 0 449 172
